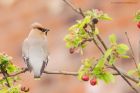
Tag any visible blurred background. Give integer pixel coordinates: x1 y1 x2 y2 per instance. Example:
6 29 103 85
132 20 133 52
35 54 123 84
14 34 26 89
0 0 140 93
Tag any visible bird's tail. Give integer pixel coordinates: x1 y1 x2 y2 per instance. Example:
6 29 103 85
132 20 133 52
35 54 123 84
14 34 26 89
33 61 46 80
34 76 41 80
33 68 41 80
33 74 40 80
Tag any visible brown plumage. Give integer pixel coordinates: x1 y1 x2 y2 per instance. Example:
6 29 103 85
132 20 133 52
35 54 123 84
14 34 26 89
22 22 49 79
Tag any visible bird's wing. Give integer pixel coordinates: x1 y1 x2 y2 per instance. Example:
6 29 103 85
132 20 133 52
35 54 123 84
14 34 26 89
22 39 29 58
42 37 49 65
22 39 32 71
39 37 49 74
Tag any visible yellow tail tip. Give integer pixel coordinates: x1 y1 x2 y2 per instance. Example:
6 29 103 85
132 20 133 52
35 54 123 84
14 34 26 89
34 78 41 80
34 76 41 80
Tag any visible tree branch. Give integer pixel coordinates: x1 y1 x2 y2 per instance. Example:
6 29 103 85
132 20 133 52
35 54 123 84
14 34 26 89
63 0 80 14
0 66 10 87
112 65 138 93
125 32 138 69
83 28 104 54
8 68 28 77
62 0 139 92
5 67 139 85
43 71 78 76
78 38 93 47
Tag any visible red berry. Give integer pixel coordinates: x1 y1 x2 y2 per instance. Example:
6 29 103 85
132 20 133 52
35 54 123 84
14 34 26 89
69 48 75 54
82 75 89 81
137 22 140 29
90 78 97 86
21 86 30 92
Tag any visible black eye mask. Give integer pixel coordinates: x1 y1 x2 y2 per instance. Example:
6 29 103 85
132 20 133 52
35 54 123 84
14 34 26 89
36 27 49 32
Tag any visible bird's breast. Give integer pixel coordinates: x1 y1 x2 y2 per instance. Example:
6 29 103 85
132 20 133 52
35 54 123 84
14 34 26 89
27 39 46 58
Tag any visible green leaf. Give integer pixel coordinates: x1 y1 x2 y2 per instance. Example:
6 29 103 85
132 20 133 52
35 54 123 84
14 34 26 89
0 56 9 65
0 85 21 93
78 70 85 80
104 48 112 59
109 55 116 65
9 85 21 93
84 10 97 18
109 34 117 44
94 27 99 35
84 9 112 21
120 55 129 59
96 48 112 68
68 24 79 31
137 82 140 86
83 58 93 68
92 67 102 76
128 69 137 76
134 10 140 22
138 63 140 72
6 64 18 73
101 72 115 83
0 88 8 93
116 44 129 55
95 57 105 68
79 16 91 29
69 15 91 32
78 58 94 80
98 14 112 21
92 68 115 83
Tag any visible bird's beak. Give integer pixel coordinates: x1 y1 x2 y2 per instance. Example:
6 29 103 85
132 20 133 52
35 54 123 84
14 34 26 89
45 28 50 35
45 28 50 32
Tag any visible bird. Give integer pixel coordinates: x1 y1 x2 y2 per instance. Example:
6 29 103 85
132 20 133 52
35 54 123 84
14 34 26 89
22 22 49 78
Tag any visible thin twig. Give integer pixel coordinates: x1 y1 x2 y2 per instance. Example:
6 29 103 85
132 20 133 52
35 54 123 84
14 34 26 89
125 32 138 69
83 28 104 54
120 70 139 83
107 65 139 83
44 70 138 84
96 35 108 50
0 67 138 85
8 68 28 77
0 66 10 87
112 65 138 93
96 32 138 92
64 0 105 54
139 40 140 63
1 71 10 87
79 8 85 17
63 0 80 14
92 38 104 54
78 38 93 47
63 0 85 17
43 71 78 76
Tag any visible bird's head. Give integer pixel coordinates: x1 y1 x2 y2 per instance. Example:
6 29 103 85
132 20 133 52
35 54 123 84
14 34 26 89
31 22 50 34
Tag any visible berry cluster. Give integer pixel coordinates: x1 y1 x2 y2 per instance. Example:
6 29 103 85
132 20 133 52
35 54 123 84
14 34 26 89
82 75 97 86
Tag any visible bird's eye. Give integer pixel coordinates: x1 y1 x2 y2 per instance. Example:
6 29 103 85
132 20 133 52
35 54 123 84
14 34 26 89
41 29 44 32
37 27 45 32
